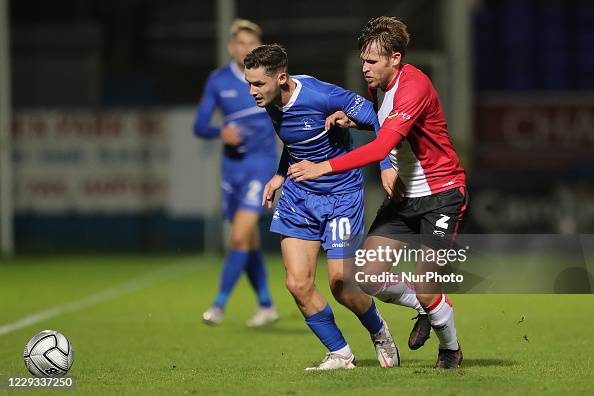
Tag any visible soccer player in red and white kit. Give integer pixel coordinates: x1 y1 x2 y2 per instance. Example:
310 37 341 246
288 17 467 369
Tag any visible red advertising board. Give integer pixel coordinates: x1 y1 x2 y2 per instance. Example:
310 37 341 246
474 95 594 171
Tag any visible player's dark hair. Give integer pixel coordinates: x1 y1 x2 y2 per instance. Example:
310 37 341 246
244 44 288 75
358 16 410 58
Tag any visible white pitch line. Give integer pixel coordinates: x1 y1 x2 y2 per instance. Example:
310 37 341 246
0 259 201 336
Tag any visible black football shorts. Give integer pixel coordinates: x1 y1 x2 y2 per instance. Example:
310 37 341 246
368 186 469 249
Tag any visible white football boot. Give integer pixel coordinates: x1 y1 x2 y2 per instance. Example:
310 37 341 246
371 320 401 367
246 306 279 327
202 306 224 325
304 352 356 371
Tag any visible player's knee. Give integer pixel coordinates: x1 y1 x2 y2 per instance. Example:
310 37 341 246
229 233 250 250
329 280 348 305
332 290 358 308
356 279 383 296
328 274 342 293
328 277 351 304
285 276 314 300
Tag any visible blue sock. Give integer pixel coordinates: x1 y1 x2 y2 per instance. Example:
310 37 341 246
213 250 250 308
305 304 348 352
245 251 273 308
357 299 384 335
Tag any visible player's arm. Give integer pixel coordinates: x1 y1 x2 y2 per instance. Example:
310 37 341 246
325 85 380 131
325 110 392 172
288 79 428 180
193 75 242 145
324 85 380 132
276 145 290 177
193 74 221 139
262 145 289 208
325 110 375 131
324 87 377 130
287 129 402 181
325 85 391 171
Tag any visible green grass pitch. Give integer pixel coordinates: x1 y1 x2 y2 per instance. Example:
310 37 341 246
0 255 593 395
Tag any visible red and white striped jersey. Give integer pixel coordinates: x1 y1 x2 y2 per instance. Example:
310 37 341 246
372 64 466 198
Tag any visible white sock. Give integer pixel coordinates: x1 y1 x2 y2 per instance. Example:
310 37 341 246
375 281 426 314
332 344 353 359
426 294 458 350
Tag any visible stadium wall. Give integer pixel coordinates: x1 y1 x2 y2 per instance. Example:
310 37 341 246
11 107 232 252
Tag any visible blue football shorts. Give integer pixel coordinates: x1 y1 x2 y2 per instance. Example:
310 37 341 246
270 184 364 259
221 155 277 221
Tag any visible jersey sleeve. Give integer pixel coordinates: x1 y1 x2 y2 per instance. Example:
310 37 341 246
327 76 433 174
326 84 391 170
328 129 403 173
193 73 221 139
380 76 430 138
326 85 379 130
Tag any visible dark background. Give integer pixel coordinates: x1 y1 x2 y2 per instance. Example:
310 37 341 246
4 0 594 252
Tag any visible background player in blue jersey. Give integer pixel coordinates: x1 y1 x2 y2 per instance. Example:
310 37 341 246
193 19 279 327
244 44 400 371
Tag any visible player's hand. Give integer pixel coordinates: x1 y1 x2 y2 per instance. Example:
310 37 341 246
381 168 404 199
262 174 285 208
325 111 357 130
287 160 332 182
221 124 242 146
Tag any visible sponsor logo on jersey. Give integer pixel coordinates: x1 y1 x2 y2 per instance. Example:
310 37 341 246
302 118 314 130
387 109 412 120
346 95 365 118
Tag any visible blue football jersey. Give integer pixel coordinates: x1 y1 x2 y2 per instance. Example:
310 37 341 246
193 62 277 159
266 75 380 194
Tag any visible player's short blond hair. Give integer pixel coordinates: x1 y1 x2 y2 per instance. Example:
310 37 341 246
358 17 410 58
230 19 262 40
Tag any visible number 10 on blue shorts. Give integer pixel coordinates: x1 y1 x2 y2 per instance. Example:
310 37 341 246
270 185 365 259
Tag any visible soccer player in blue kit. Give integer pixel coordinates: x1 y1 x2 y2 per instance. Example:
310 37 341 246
244 44 401 370
193 19 279 327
